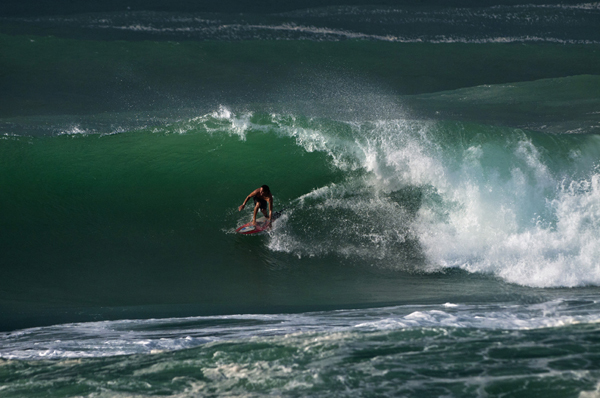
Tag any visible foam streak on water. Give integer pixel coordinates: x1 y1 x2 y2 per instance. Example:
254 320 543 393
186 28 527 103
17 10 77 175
3 3 600 43
1 299 599 397
1 298 599 360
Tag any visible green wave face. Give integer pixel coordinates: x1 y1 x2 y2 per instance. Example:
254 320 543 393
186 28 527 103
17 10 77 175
2 108 600 322
0 112 340 311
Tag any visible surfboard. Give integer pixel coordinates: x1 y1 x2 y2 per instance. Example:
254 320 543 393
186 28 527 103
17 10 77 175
236 217 271 235
235 211 283 235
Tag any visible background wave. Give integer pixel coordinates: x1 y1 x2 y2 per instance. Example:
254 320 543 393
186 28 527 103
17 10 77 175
3 3 600 43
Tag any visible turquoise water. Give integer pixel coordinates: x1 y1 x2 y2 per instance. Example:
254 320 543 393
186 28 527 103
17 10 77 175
1 1 600 396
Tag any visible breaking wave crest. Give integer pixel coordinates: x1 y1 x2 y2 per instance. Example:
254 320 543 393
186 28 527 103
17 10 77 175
184 107 600 288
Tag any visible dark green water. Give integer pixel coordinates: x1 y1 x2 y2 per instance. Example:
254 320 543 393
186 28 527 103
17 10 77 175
2 33 600 118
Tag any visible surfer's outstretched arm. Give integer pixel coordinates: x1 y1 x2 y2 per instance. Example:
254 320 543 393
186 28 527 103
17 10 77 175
238 196 249 211
238 189 259 211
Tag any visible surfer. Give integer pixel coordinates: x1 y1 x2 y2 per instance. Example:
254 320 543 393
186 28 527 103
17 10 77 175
238 185 273 226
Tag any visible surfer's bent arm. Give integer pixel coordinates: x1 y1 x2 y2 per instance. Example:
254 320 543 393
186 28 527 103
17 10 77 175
238 189 259 211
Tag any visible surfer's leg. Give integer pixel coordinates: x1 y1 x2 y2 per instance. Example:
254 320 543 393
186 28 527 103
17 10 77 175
251 203 260 225
258 199 268 219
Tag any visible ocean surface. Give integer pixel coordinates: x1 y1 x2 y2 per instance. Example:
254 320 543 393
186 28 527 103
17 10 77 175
1 1 600 396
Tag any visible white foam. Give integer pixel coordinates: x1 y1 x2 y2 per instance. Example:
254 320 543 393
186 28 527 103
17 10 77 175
581 382 600 398
2 299 598 360
159 105 252 139
260 111 600 287
72 19 600 44
57 125 91 136
416 137 600 287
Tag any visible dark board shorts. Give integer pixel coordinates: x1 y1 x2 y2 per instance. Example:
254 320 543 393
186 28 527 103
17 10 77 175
254 197 267 211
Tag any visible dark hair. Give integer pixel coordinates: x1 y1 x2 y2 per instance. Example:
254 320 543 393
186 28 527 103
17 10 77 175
261 185 270 194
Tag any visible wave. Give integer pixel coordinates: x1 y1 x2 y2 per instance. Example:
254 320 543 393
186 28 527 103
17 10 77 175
407 75 600 135
99 23 600 44
3 3 600 43
2 104 600 290
193 107 600 288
